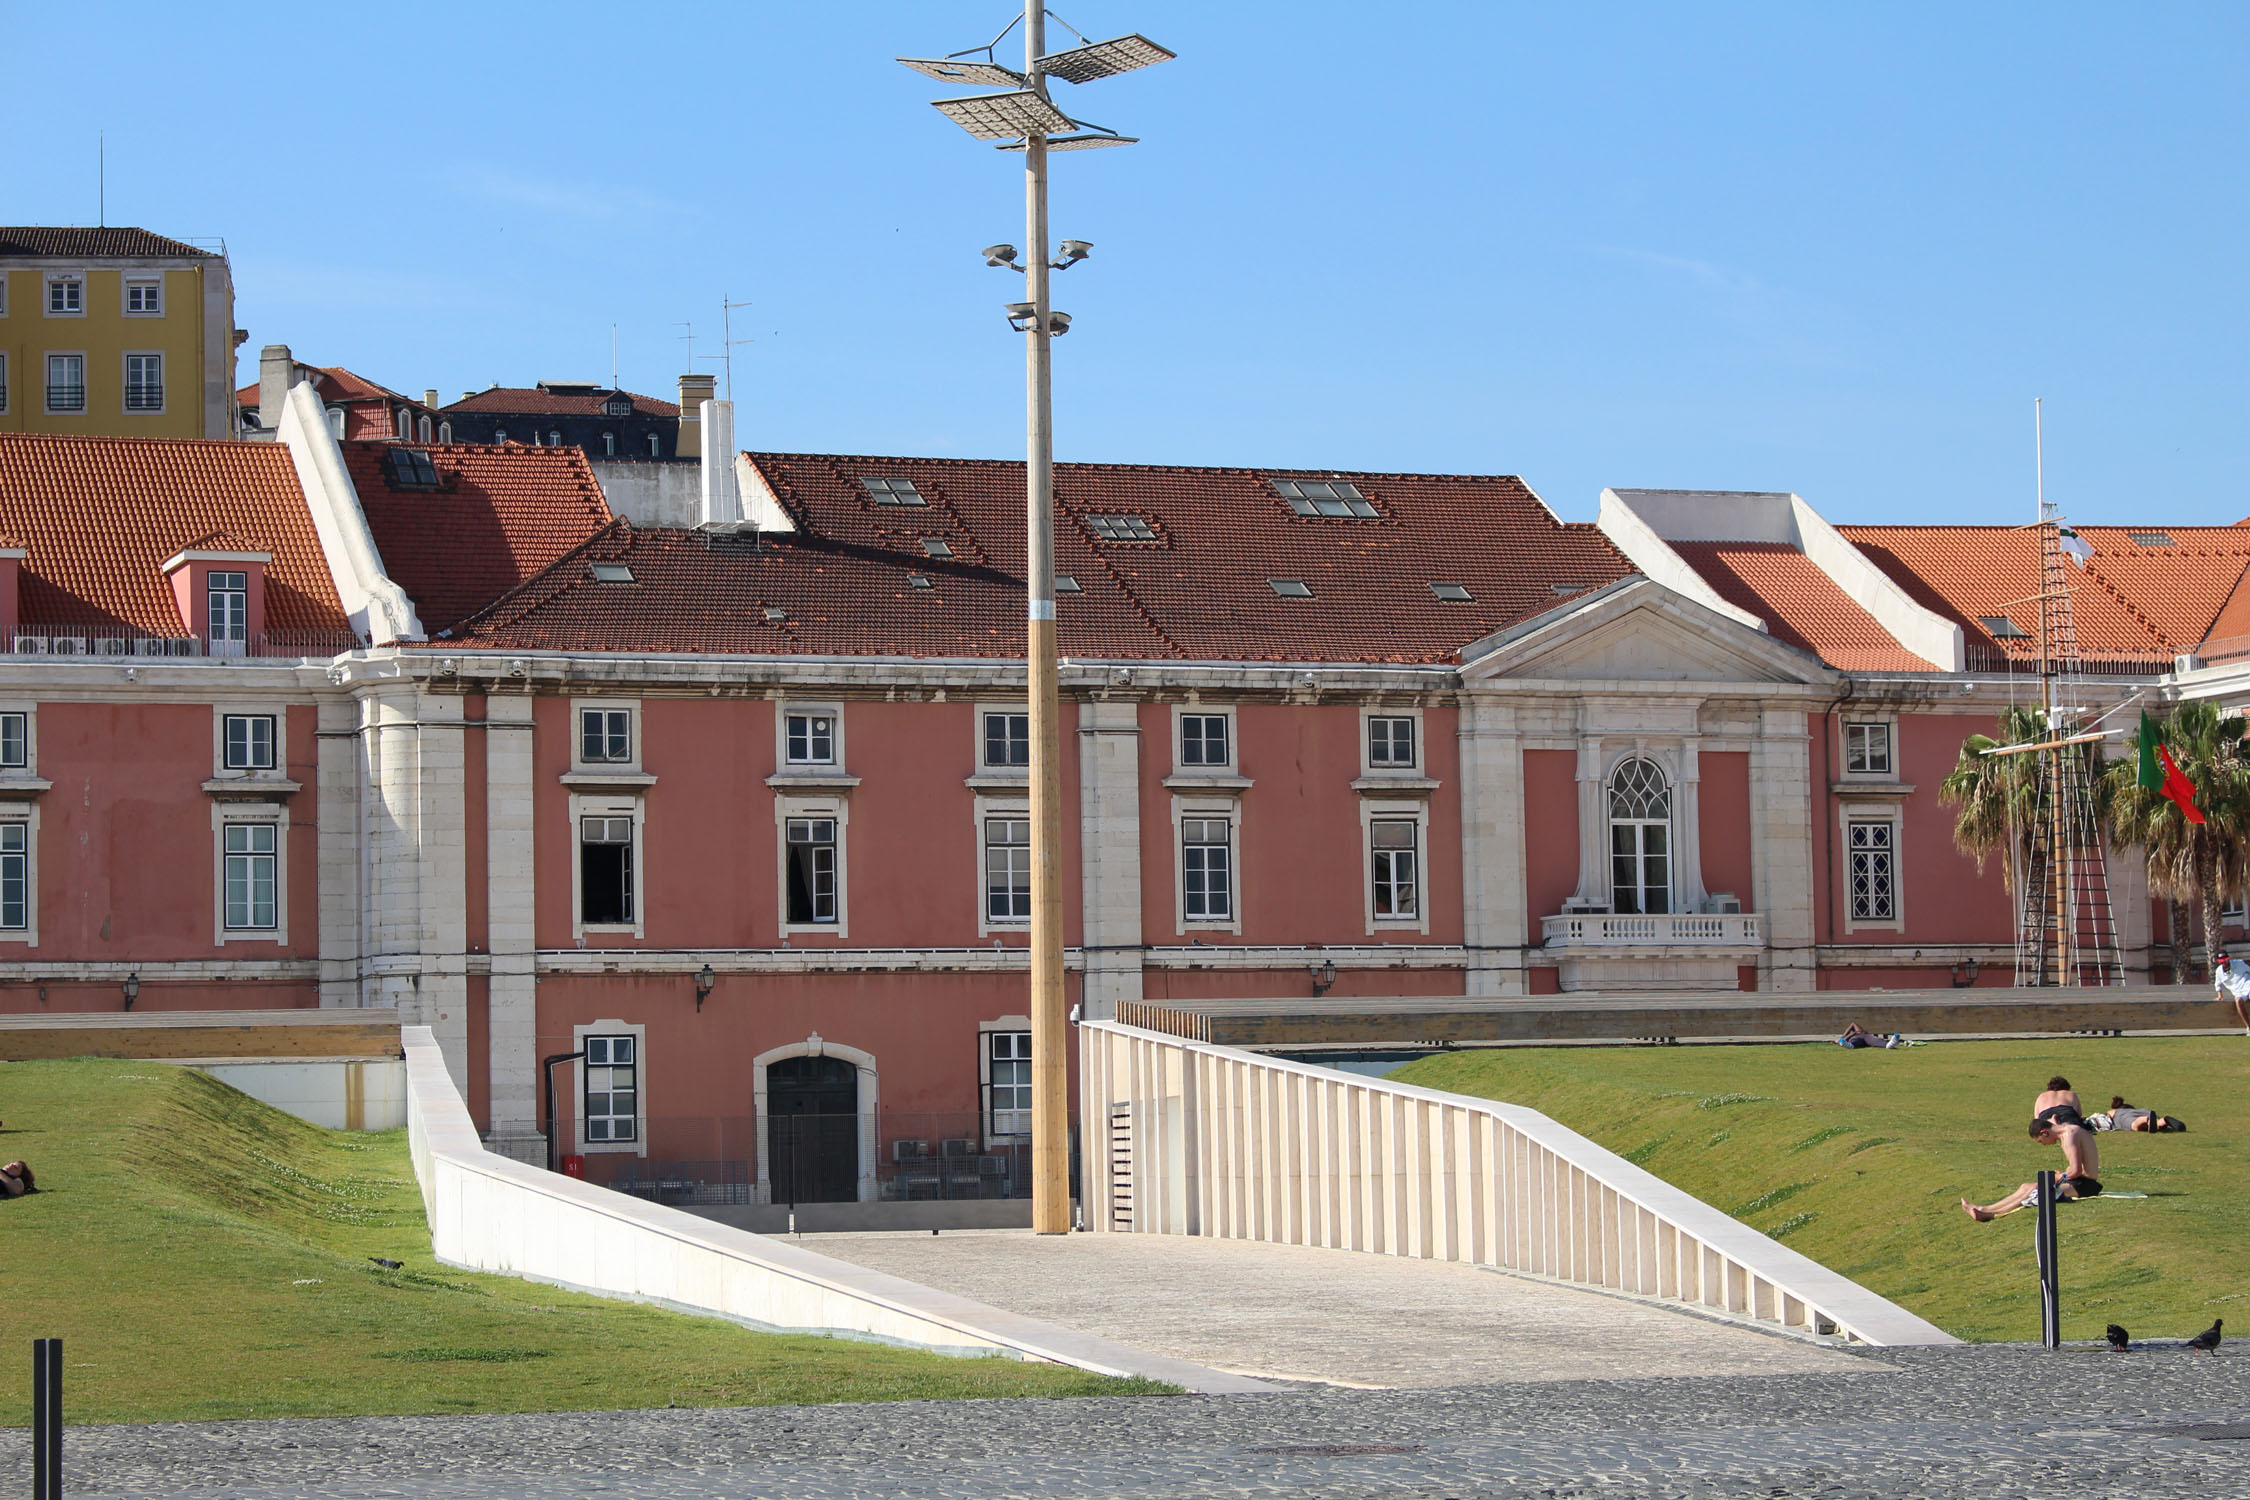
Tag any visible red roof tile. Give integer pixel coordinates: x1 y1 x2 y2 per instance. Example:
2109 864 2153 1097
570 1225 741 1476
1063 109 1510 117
442 386 680 418
1666 541 1925 671
0 227 214 258
437 453 1632 662
0 433 352 641
344 441 613 635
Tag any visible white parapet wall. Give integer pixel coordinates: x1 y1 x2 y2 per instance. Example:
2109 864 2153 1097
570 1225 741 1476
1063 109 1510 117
1082 1018 1957 1348
400 1026 1270 1392
197 1058 406 1131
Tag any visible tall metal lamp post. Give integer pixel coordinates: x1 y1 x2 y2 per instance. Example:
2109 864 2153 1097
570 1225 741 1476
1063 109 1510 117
900 8 1172 1234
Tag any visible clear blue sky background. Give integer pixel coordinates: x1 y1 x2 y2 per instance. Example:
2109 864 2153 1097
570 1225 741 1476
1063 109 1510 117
10 3 2244 525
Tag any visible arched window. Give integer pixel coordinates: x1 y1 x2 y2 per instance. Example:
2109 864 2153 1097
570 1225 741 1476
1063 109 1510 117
602 432 615 457
495 427 508 443
437 421 452 444
395 408 412 441
549 430 563 447
418 414 433 443
648 433 660 456
326 407 346 440
1608 758 1671 915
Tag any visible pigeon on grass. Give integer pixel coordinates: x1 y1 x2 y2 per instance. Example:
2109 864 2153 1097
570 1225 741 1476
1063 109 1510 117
369 1257 404 1270
2186 1319 2223 1355
2106 1324 2130 1352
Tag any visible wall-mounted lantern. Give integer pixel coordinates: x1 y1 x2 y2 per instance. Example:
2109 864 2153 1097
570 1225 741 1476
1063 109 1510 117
122 972 141 1012
1311 958 1338 997
694 963 718 1012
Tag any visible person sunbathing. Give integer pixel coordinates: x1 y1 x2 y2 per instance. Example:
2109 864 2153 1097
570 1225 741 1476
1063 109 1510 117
2097 1095 2185 1133
1962 1114 2100 1220
0 1161 35 1198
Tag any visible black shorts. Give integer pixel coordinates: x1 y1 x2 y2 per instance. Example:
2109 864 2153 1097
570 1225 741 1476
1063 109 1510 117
2058 1175 2103 1199
2036 1105 2086 1130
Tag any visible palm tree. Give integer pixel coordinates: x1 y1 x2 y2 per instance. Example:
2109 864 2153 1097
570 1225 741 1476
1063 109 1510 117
1939 705 2050 892
2104 700 2250 980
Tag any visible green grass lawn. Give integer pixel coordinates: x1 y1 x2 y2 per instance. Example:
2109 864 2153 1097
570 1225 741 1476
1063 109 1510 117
1389 1037 2250 1343
0 1059 1167 1425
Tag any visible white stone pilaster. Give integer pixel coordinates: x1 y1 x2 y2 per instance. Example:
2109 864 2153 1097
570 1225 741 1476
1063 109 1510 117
316 696 363 1007
485 693 543 1158
415 693 471 1094
1752 707 1816 992
1568 735 1607 907
1678 738 1708 912
1076 699 1143 1020
1457 696 1525 996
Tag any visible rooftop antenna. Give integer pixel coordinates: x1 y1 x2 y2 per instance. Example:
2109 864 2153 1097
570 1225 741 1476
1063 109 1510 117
610 324 618 392
98 131 105 227
696 296 755 403
675 320 695 372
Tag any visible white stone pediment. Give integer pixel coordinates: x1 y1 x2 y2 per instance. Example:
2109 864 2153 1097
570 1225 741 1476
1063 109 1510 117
1460 579 1834 686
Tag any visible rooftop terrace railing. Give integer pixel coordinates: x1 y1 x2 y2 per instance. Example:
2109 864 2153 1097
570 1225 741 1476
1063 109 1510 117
8 627 362 662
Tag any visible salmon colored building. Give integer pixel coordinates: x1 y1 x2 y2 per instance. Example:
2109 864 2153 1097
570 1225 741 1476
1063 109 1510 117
9 382 2250 1210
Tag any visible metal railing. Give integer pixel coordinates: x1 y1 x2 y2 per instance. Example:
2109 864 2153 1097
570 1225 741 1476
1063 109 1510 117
45 384 84 413
1542 911 1763 947
125 385 163 412
7 626 361 661
566 1109 1032 1207
1083 1017 1957 1347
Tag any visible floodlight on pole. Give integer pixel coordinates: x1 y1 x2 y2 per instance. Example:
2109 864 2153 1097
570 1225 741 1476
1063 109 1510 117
900 3 1172 1240
897 56 1028 88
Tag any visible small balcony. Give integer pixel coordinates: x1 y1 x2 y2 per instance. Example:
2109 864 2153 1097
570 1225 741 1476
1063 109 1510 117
1542 911 1764 948
125 385 164 412
46 384 85 413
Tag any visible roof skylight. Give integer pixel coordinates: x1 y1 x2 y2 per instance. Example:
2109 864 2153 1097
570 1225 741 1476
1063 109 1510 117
1084 513 1158 542
1979 614 2031 639
1268 578 1313 598
861 476 926 506
921 537 954 557
908 574 934 590
1430 582 1472 602
385 447 439 489
1273 478 1378 518
1055 574 1082 593
589 563 635 583
2128 530 2175 547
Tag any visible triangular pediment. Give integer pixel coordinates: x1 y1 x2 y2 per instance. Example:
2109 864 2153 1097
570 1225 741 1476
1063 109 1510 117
1461 577 1835 685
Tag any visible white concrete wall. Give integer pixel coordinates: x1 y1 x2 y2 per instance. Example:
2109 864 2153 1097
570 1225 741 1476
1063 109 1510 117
197 1058 406 1130
588 461 702 529
1787 495 1962 671
1594 490 1765 629
1082 1018 1957 1348
400 1026 1268 1391
280 382 423 644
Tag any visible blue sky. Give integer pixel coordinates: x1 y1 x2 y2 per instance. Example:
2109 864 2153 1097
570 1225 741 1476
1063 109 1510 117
12 3 2245 525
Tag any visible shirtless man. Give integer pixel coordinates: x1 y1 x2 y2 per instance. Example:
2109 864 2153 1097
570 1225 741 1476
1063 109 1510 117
1962 1109 2101 1220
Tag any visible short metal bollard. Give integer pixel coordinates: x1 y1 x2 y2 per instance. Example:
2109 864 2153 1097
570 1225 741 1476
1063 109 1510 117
2034 1170 2061 1349
31 1337 61 1500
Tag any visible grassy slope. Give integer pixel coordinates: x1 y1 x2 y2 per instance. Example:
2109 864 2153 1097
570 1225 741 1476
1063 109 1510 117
0 1059 1164 1424
1390 1037 2250 1343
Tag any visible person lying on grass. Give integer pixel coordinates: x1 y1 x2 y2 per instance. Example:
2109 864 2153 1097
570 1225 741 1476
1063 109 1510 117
0 1160 34 1198
1962 1112 2100 1220
2092 1095 2186 1133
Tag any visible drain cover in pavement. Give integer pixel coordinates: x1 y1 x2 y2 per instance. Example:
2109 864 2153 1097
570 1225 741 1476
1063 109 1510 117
1244 1444 1425 1457
2128 1424 2250 1441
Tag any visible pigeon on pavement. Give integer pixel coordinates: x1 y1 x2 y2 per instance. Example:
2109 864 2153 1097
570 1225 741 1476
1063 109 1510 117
2186 1318 2223 1355
2106 1324 2130 1352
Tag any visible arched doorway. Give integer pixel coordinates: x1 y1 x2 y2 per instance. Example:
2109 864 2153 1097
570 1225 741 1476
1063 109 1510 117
766 1054 860 1205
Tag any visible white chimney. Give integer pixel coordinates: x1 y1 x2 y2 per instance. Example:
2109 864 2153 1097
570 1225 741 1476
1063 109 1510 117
699 399 740 525
257 345 295 431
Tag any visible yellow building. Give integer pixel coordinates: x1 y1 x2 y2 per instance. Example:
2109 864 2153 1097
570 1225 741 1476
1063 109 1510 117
0 227 240 440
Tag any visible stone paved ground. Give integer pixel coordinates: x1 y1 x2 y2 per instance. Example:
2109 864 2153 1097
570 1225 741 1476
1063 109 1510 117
12 1345 2248 1498
803 1229 1860 1386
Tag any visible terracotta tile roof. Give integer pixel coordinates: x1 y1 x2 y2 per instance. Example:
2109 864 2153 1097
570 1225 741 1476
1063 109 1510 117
1839 524 2250 664
343 441 613 636
0 227 213 259
436 453 1632 662
1665 541 1925 670
441 386 680 418
0 433 351 640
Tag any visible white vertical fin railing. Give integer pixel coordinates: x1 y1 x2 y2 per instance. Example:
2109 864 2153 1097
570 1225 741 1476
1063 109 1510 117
1082 1019 1956 1348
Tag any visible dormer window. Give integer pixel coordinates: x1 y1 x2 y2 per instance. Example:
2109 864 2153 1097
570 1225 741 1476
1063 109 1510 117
605 395 633 417
385 447 440 489
208 572 248 648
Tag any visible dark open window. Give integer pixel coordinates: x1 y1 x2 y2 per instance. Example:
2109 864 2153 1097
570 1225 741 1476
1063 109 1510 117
580 816 633 924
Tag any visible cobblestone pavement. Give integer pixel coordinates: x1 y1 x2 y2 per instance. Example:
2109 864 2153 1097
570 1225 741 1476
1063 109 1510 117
803 1230 1860 1386
12 1345 2248 1498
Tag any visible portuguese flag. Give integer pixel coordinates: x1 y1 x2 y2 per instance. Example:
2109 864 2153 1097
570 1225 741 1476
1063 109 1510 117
2141 712 2205 824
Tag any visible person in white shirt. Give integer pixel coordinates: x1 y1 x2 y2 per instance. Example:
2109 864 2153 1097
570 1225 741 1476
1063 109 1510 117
2215 950 2250 1035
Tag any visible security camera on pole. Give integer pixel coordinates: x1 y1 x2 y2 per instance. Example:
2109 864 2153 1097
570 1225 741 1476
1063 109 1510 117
901 10 1173 1234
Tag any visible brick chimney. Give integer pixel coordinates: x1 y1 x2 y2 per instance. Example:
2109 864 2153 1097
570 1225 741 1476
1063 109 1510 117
676 374 716 460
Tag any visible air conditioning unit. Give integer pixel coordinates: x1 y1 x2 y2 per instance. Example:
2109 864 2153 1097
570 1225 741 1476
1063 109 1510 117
49 637 86 657
2176 653 2206 674
1704 893 1743 915
12 636 48 656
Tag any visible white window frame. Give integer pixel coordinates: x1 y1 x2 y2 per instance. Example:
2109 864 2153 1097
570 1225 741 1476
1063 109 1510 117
1172 703 1237 775
979 1018 1034 1140
0 705 35 775
0 805 40 947
417 414 433 444
1841 715 1898 780
573 1019 648 1157
1172 796 1242 935
776 702 844 770
213 801 290 945
437 421 452 443
976 702 1031 773
571 698 640 772
1837 803 1905 934
44 273 84 317
569 793 644 939
1361 798 1432 935
648 433 660 456
326 406 347 440
602 432 615 457
207 569 249 653
123 351 164 415
214 708 281 775
1606 755 1675 917
123 275 163 317
776 796 848 937
45 352 86 414
1360 706 1423 775
975 794 1032 936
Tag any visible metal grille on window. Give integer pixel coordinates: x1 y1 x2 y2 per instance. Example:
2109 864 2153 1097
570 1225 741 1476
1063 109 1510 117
1182 817 1232 920
0 822 25 931
581 709 631 764
984 816 1030 921
46 354 83 412
1369 715 1415 768
583 1035 638 1143
987 1031 1032 1137
787 714 835 765
1846 722 1892 775
786 817 838 924
1849 820 1896 920
224 714 275 771
224 823 278 930
1608 758 1671 915
1180 713 1229 767
984 712 1030 768
1371 817 1419 918
579 816 634 925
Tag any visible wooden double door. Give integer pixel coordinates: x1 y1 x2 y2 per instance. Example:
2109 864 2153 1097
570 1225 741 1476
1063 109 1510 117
767 1055 858 1204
